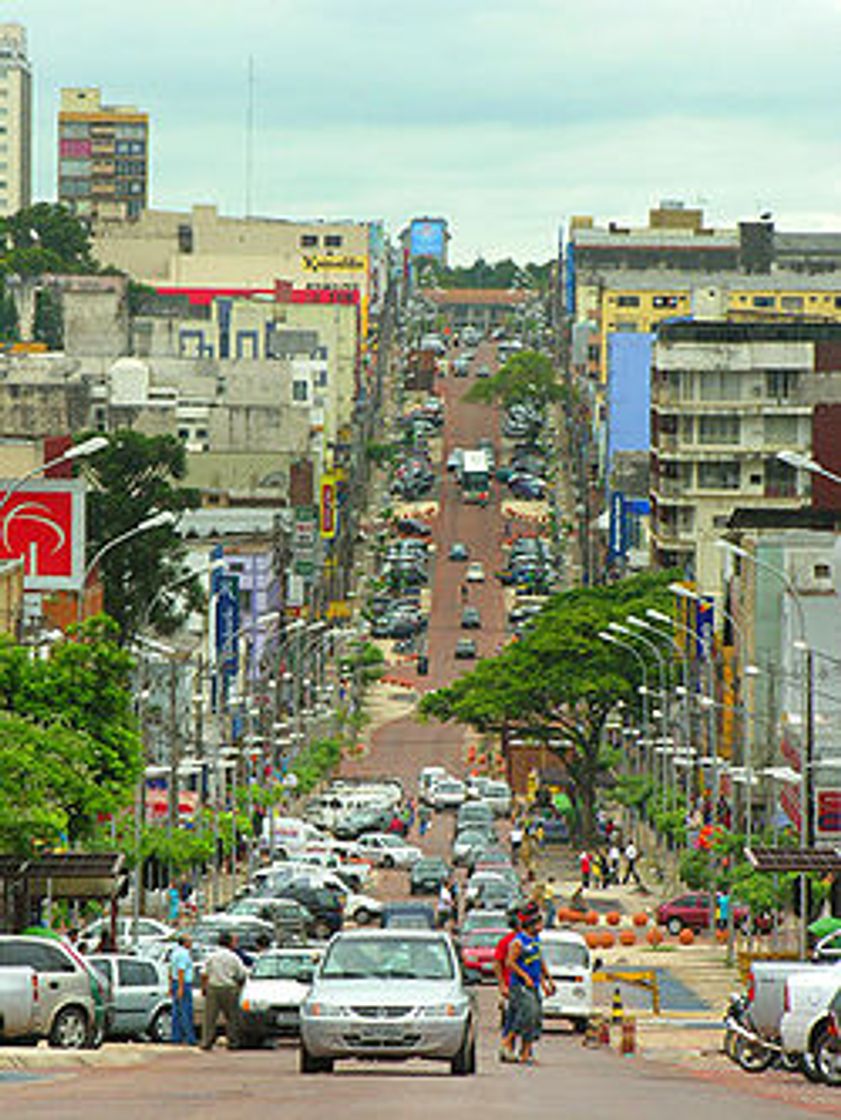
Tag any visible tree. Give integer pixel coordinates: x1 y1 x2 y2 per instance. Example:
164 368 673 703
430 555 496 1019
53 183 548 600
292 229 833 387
419 572 675 840
33 286 64 349
0 203 96 274
0 616 142 853
81 431 201 639
464 349 565 411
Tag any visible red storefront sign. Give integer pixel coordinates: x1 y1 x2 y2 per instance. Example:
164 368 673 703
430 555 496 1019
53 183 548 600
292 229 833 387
0 481 85 590
320 476 337 540
816 789 841 838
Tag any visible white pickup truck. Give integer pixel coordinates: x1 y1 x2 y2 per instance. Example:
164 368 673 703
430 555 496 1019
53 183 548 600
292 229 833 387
780 964 841 1086
0 966 38 1040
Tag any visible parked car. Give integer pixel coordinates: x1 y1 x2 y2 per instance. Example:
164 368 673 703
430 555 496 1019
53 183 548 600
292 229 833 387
396 517 432 537
429 778 467 809
780 966 841 1085
541 930 596 1033
449 541 469 560
88 954 171 1042
333 807 394 840
77 916 174 955
461 606 481 629
273 884 344 939
239 948 322 1045
457 801 494 830
460 929 506 983
482 781 513 817
655 892 751 935
0 934 110 1048
410 857 451 895
381 903 436 930
227 896 313 942
461 910 509 936
452 827 496 866
353 833 423 869
299 930 477 1075
455 638 477 660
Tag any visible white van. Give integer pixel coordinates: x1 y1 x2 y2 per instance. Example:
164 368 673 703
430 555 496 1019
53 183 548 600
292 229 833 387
419 766 449 804
262 815 323 857
541 930 595 1032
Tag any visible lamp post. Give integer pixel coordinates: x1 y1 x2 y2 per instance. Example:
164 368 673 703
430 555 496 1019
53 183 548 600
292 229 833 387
77 509 178 622
0 435 109 521
609 622 670 798
597 630 650 759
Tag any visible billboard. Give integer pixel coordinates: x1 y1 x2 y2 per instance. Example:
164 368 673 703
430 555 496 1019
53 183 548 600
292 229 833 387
816 788 841 838
0 479 85 591
319 474 338 540
301 254 366 273
409 219 446 261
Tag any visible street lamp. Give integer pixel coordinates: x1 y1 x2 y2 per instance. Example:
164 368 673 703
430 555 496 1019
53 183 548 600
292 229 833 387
139 556 225 635
0 434 109 520
777 449 841 489
77 509 178 622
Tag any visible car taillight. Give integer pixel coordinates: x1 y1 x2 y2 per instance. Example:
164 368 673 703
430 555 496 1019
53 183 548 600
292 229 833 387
783 981 790 1013
827 1014 839 1038
31 973 39 1004
747 970 755 1005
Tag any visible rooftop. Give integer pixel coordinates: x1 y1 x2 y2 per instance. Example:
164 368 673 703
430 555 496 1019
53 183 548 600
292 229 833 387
420 288 531 306
658 320 841 344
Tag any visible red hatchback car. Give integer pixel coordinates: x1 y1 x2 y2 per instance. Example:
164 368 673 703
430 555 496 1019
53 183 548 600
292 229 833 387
460 928 507 983
655 892 751 935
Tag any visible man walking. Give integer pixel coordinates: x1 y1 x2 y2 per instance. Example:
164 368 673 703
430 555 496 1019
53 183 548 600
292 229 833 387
623 840 642 886
200 931 248 1051
509 821 524 863
506 902 555 1065
579 849 591 889
493 910 520 1062
170 932 196 1045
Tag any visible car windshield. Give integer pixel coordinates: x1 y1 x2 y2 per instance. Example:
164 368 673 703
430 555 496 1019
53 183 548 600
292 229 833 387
251 954 316 981
464 931 506 948
543 942 590 970
321 937 454 980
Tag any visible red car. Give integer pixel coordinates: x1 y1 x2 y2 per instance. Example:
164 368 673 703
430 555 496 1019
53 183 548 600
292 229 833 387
460 928 507 983
655 892 751 935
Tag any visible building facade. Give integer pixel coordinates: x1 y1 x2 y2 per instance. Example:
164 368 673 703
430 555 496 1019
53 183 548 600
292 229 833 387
58 87 149 221
651 321 841 597
0 23 31 217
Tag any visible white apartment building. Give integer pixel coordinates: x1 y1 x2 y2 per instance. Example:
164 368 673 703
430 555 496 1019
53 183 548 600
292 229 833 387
0 23 32 216
651 320 841 598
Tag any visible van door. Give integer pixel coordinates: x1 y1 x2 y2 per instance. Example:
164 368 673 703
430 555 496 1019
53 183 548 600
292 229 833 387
118 958 161 1036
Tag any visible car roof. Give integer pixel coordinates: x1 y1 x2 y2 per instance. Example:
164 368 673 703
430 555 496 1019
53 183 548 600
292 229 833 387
327 928 448 941
542 929 590 946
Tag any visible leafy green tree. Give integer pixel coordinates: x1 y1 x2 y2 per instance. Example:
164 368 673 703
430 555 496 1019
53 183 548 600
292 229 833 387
465 349 565 411
0 616 142 852
81 431 201 639
33 286 64 349
0 203 95 274
0 285 18 342
420 572 674 840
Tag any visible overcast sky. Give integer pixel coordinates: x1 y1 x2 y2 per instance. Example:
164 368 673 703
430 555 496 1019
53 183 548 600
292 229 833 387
7 0 841 263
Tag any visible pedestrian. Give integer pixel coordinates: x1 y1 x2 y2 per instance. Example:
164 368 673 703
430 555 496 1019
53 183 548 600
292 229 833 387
435 881 453 930
418 804 431 837
544 876 557 929
169 933 196 1046
607 842 621 886
506 902 555 1065
200 931 248 1051
167 881 181 926
493 910 520 1063
460 582 468 603
715 889 730 932
579 849 591 890
535 821 545 850
449 877 460 930
509 822 524 863
623 840 642 886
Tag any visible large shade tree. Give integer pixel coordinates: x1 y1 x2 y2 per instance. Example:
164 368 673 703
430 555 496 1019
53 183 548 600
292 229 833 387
420 572 676 840
465 349 565 411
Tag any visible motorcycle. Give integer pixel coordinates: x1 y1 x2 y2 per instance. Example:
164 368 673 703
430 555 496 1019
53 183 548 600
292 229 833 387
723 991 776 1073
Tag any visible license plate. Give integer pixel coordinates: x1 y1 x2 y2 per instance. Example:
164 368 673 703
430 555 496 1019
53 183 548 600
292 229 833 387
276 1012 297 1025
360 1023 403 1040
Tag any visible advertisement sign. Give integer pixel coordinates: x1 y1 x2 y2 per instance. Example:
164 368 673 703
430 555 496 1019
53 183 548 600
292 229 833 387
301 254 366 273
0 479 85 591
409 219 446 261
816 789 841 837
695 597 715 659
215 573 240 678
607 491 626 561
319 474 338 540
293 506 317 550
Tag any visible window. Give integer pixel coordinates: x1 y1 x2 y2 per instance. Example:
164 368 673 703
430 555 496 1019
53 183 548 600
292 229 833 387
752 296 775 308
617 295 640 307
697 461 740 490
300 234 318 248
763 415 799 444
766 370 799 399
119 959 157 987
815 563 831 580
698 415 740 444
700 370 742 401
0 942 75 972
324 234 343 248
780 295 804 311
615 320 638 332
652 295 680 309
177 428 189 440
587 345 600 362
292 380 309 402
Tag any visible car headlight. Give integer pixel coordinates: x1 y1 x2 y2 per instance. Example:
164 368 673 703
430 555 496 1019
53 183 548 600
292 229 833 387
242 997 268 1012
419 1000 468 1018
305 1002 349 1018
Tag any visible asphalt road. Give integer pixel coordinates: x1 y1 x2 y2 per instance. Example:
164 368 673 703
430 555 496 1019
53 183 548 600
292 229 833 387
3 348 836 1117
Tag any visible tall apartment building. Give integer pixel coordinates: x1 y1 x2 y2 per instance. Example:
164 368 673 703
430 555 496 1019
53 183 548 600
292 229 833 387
57 88 148 221
0 24 32 217
650 320 841 597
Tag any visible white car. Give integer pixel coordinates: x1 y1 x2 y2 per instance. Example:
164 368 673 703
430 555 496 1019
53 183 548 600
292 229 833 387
541 930 596 1033
353 833 422 869
464 871 506 906
482 781 512 817
240 947 323 1044
419 765 450 804
429 779 466 809
465 562 485 583
78 916 174 955
780 964 841 1083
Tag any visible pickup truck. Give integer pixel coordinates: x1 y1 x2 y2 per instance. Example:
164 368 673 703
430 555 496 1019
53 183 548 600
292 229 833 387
780 964 841 1085
0 966 37 1040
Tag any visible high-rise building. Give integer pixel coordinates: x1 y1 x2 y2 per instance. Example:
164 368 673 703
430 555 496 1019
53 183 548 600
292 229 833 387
0 23 32 217
57 88 148 221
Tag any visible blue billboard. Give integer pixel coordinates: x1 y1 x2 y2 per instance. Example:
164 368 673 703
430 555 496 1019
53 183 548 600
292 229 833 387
409 218 446 261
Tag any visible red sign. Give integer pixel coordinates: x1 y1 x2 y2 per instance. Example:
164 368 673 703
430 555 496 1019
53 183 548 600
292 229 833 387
816 789 841 837
320 476 337 539
0 481 84 590
780 785 802 834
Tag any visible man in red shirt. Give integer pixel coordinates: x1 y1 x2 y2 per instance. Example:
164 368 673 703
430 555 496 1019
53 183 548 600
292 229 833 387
493 910 520 1062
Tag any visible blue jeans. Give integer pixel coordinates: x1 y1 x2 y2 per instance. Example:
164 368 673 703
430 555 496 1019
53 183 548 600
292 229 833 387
171 981 196 1044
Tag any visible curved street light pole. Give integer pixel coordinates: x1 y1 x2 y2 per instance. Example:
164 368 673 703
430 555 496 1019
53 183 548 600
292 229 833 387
77 509 178 622
598 630 650 773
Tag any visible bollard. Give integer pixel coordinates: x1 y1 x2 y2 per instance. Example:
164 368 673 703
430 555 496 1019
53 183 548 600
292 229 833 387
620 1015 637 1056
597 1015 611 1047
611 986 624 1025
584 1015 601 1048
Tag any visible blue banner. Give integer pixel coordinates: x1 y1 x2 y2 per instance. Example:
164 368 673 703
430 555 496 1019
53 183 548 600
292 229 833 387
608 491 627 561
216 573 240 678
696 597 714 659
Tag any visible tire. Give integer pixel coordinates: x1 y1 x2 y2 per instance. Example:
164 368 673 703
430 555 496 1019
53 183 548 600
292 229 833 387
354 907 372 926
814 1030 841 1086
147 1006 172 1043
667 917 683 936
734 1035 776 1073
49 1005 90 1050
573 1018 589 1035
450 1027 477 1076
382 855 395 869
300 1042 334 1074
800 1052 824 1083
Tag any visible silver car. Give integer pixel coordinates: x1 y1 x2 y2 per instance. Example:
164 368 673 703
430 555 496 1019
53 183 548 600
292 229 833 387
240 947 322 1045
88 954 171 1042
299 930 476 1075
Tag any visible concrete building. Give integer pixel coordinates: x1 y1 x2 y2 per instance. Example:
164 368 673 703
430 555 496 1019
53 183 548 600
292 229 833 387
0 23 32 216
92 204 375 313
58 87 149 221
418 287 531 332
651 320 841 597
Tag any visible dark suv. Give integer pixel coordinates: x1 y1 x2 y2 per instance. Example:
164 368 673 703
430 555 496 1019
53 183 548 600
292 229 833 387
276 883 344 939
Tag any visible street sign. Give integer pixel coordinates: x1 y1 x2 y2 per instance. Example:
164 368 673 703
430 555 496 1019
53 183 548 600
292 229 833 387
0 479 85 591
816 789 841 838
215 573 240 677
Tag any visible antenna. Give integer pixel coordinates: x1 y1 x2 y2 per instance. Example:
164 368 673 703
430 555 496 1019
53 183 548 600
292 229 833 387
245 55 255 218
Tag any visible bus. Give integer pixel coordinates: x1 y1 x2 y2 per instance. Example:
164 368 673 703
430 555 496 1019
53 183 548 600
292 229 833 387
460 449 491 505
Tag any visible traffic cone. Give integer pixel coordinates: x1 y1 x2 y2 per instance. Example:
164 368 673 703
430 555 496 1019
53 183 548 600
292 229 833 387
621 1015 637 1056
